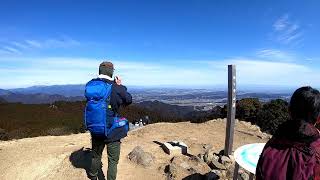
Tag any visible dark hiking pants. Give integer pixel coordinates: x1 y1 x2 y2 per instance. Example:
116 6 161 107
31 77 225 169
88 137 121 180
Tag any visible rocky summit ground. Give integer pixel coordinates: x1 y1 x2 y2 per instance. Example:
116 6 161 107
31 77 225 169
0 119 270 180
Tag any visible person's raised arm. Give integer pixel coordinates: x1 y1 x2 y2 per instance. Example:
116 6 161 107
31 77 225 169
115 76 132 106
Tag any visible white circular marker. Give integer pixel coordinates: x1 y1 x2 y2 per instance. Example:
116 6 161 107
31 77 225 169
234 143 266 174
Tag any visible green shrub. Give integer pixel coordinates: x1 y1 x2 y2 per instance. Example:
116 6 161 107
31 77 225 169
236 98 262 123
256 99 289 134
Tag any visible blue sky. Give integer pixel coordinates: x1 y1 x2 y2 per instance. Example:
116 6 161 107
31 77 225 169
0 0 319 89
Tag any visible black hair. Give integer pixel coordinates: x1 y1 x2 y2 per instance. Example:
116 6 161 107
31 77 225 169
289 86 320 124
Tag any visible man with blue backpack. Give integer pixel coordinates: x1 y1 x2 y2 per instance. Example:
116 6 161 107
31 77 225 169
84 61 132 180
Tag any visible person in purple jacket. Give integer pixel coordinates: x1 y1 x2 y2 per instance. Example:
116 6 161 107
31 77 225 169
256 86 320 180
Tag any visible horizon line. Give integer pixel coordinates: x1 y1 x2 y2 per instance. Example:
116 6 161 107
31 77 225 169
2 83 313 91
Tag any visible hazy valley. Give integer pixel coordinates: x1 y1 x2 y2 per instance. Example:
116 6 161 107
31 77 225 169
1 85 291 110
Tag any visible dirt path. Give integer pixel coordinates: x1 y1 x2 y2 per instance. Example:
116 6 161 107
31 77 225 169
0 119 268 180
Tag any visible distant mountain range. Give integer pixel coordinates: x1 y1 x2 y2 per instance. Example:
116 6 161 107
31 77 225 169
7 84 146 97
0 92 83 104
0 84 293 105
9 84 85 97
0 87 84 104
0 89 11 96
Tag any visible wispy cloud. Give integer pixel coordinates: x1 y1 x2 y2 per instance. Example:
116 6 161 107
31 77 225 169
273 14 303 45
25 40 42 48
273 14 290 31
11 41 30 49
26 37 81 48
0 46 21 55
256 49 295 61
2 46 21 54
0 36 81 56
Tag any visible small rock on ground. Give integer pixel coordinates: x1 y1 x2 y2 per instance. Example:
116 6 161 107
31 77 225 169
128 146 155 168
209 159 226 170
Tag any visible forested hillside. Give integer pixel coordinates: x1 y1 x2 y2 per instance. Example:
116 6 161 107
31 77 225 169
0 98 290 140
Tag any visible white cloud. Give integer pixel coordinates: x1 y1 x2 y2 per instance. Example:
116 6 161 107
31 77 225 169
0 57 221 88
2 46 21 54
0 46 21 55
0 56 319 89
256 49 295 61
25 37 80 49
204 58 318 86
273 14 303 45
25 40 42 48
41 37 81 48
11 41 30 49
0 36 81 57
273 14 289 31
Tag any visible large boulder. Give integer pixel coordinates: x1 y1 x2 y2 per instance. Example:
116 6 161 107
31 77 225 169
128 146 155 168
165 155 211 179
199 149 237 179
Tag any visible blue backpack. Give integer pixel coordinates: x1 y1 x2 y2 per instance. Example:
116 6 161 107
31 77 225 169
84 78 129 138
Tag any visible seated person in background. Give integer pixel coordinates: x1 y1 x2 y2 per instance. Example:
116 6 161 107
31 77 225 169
256 86 320 180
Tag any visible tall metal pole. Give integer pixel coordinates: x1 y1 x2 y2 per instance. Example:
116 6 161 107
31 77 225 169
224 65 236 156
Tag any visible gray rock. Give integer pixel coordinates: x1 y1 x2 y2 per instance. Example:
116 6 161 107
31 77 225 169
187 167 198 174
204 149 215 163
239 171 250 180
128 146 155 167
240 121 251 127
197 154 204 161
165 164 178 179
203 144 213 151
166 174 174 180
221 170 227 177
226 164 235 178
262 132 272 139
213 153 220 161
209 159 226 170
249 125 259 131
189 155 203 163
220 155 232 165
167 155 211 177
180 162 190 169
224 161 234 170
228 155 235 162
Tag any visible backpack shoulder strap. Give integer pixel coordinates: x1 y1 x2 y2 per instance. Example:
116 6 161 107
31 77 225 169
97 79 113 111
